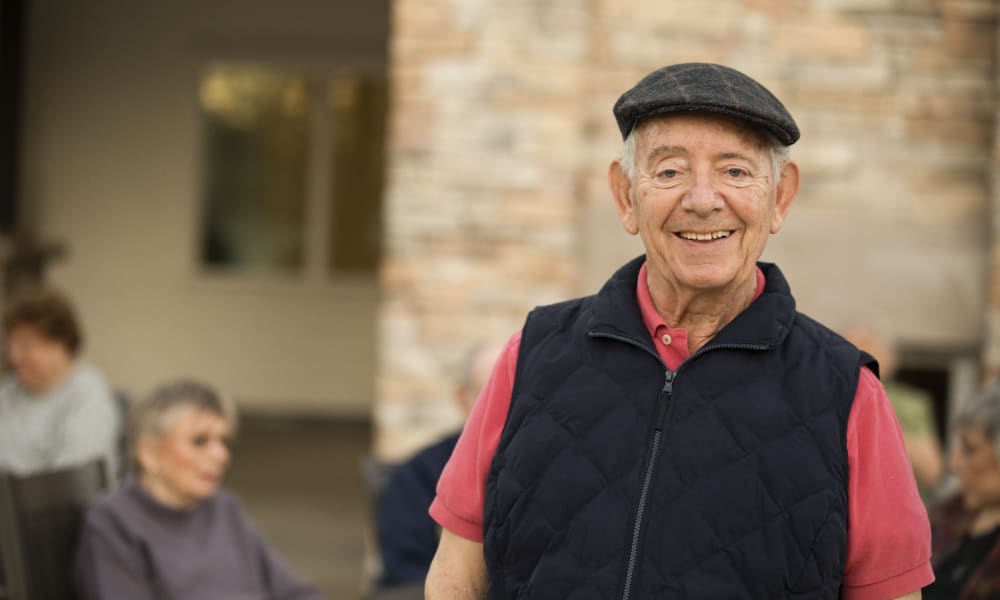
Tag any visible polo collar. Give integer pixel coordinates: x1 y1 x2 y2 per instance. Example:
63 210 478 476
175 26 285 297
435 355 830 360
587 256 796 353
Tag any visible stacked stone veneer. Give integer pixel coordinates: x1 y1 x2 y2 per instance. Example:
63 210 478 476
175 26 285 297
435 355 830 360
377 0 998 458
987 8 1000 372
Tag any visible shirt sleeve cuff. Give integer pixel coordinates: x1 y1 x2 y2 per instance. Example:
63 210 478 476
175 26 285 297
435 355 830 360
429 497 484 542
841 561 935 600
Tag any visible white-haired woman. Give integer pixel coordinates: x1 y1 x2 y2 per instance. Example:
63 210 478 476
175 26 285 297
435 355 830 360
73 380 323 600
926 384 1000 599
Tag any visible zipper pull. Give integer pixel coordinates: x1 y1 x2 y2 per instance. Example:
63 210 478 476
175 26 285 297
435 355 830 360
655 370 675 429
662 370 675 395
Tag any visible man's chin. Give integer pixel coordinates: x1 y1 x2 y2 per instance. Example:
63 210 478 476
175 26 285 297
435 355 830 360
673 269 743 293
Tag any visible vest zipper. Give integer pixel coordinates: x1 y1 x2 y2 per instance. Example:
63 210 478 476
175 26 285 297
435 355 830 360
588 332 769 599
621 369 674 600
587 331 672 600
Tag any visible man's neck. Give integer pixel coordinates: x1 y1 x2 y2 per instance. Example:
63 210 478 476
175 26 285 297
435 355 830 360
647 275 758 355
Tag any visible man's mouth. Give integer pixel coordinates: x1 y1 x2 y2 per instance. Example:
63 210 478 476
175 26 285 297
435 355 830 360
676 230 734 241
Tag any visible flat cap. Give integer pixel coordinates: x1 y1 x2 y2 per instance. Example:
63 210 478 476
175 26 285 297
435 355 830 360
613 63 799 145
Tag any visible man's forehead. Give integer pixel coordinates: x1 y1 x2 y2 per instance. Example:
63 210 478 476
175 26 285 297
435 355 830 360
636 113 772 156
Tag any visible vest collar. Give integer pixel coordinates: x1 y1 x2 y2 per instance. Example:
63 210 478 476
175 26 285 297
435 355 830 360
587 256 797 353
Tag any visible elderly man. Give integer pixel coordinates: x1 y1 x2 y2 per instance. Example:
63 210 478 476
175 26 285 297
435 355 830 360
425 63 933 599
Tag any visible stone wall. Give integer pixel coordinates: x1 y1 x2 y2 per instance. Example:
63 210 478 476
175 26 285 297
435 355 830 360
985 3 1000 373
376 0 590 457
378 0 998 458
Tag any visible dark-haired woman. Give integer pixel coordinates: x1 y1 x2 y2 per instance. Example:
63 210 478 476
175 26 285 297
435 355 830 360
0 288 119 475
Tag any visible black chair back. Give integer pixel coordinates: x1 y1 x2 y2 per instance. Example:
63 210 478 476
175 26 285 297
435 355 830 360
0 459 108 600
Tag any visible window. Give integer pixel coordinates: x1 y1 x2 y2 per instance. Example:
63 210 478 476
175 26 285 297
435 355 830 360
328 75 385 272
197 64 385 278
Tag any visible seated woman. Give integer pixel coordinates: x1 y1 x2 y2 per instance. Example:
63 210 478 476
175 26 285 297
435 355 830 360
73 380 324 600
925 383 1000 599
0 288 119 476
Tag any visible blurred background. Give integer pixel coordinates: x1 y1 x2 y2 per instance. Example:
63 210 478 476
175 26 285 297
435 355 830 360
0 0 995 596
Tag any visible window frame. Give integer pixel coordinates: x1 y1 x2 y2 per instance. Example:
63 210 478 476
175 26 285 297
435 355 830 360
188 56 387 294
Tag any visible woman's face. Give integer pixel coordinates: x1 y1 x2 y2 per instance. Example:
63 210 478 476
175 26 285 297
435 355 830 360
5 323 72 393
950 426 1000 510
139 406 232 509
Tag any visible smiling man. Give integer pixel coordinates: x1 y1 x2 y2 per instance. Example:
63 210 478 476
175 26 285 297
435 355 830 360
425 63 933 599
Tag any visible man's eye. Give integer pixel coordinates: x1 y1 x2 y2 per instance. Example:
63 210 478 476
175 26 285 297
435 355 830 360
659 169 678 179
192 435 209 447
727 168 747 178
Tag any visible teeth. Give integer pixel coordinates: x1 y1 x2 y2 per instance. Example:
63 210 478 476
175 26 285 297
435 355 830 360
678 231 732 241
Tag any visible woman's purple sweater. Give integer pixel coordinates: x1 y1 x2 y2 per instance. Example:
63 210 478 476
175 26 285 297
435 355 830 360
73 480 324 600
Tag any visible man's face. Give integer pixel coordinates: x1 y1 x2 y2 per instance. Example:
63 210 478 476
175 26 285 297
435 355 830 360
611 113 798 298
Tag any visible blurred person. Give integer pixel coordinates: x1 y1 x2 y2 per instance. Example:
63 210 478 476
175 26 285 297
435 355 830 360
925 384 1000 599
844 326 945 500
73 380 323 600
0 288 119 476
425 63 932 599
375 342 503 589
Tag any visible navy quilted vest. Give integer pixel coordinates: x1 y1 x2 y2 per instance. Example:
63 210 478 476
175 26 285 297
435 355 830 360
483 257 873 599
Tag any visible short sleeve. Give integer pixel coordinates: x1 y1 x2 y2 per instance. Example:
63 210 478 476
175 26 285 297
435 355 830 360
841 367 935 599
428 330 521 542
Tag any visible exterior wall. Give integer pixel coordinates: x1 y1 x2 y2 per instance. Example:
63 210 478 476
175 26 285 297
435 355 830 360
21 0 389 416
985 9 1000 374
376 0 590 456
379 0 997 457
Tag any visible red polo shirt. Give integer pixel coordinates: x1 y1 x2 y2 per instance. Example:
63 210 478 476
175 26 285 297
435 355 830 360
431 264 934 599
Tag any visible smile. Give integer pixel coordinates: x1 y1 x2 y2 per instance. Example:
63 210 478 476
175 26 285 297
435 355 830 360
676 230 734 241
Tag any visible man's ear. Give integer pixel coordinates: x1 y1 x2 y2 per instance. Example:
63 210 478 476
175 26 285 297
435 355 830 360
609 160 639 235
770 160 799 234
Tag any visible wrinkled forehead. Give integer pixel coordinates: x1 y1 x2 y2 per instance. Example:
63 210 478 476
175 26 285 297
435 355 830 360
634 112 774 155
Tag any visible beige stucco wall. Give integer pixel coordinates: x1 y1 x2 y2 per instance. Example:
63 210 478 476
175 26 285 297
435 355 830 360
21 0 389 416
378 0 997 458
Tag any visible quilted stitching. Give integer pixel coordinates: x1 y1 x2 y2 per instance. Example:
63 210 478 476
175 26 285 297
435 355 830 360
484 260 856 600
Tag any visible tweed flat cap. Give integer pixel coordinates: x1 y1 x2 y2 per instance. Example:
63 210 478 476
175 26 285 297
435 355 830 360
613 63 799 145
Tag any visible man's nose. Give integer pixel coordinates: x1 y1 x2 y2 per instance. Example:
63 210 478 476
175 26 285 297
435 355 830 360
680 171 723 217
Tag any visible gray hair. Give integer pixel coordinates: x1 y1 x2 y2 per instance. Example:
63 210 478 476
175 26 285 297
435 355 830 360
127 379 236 472
620 120 790 187
953 383 1000 463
